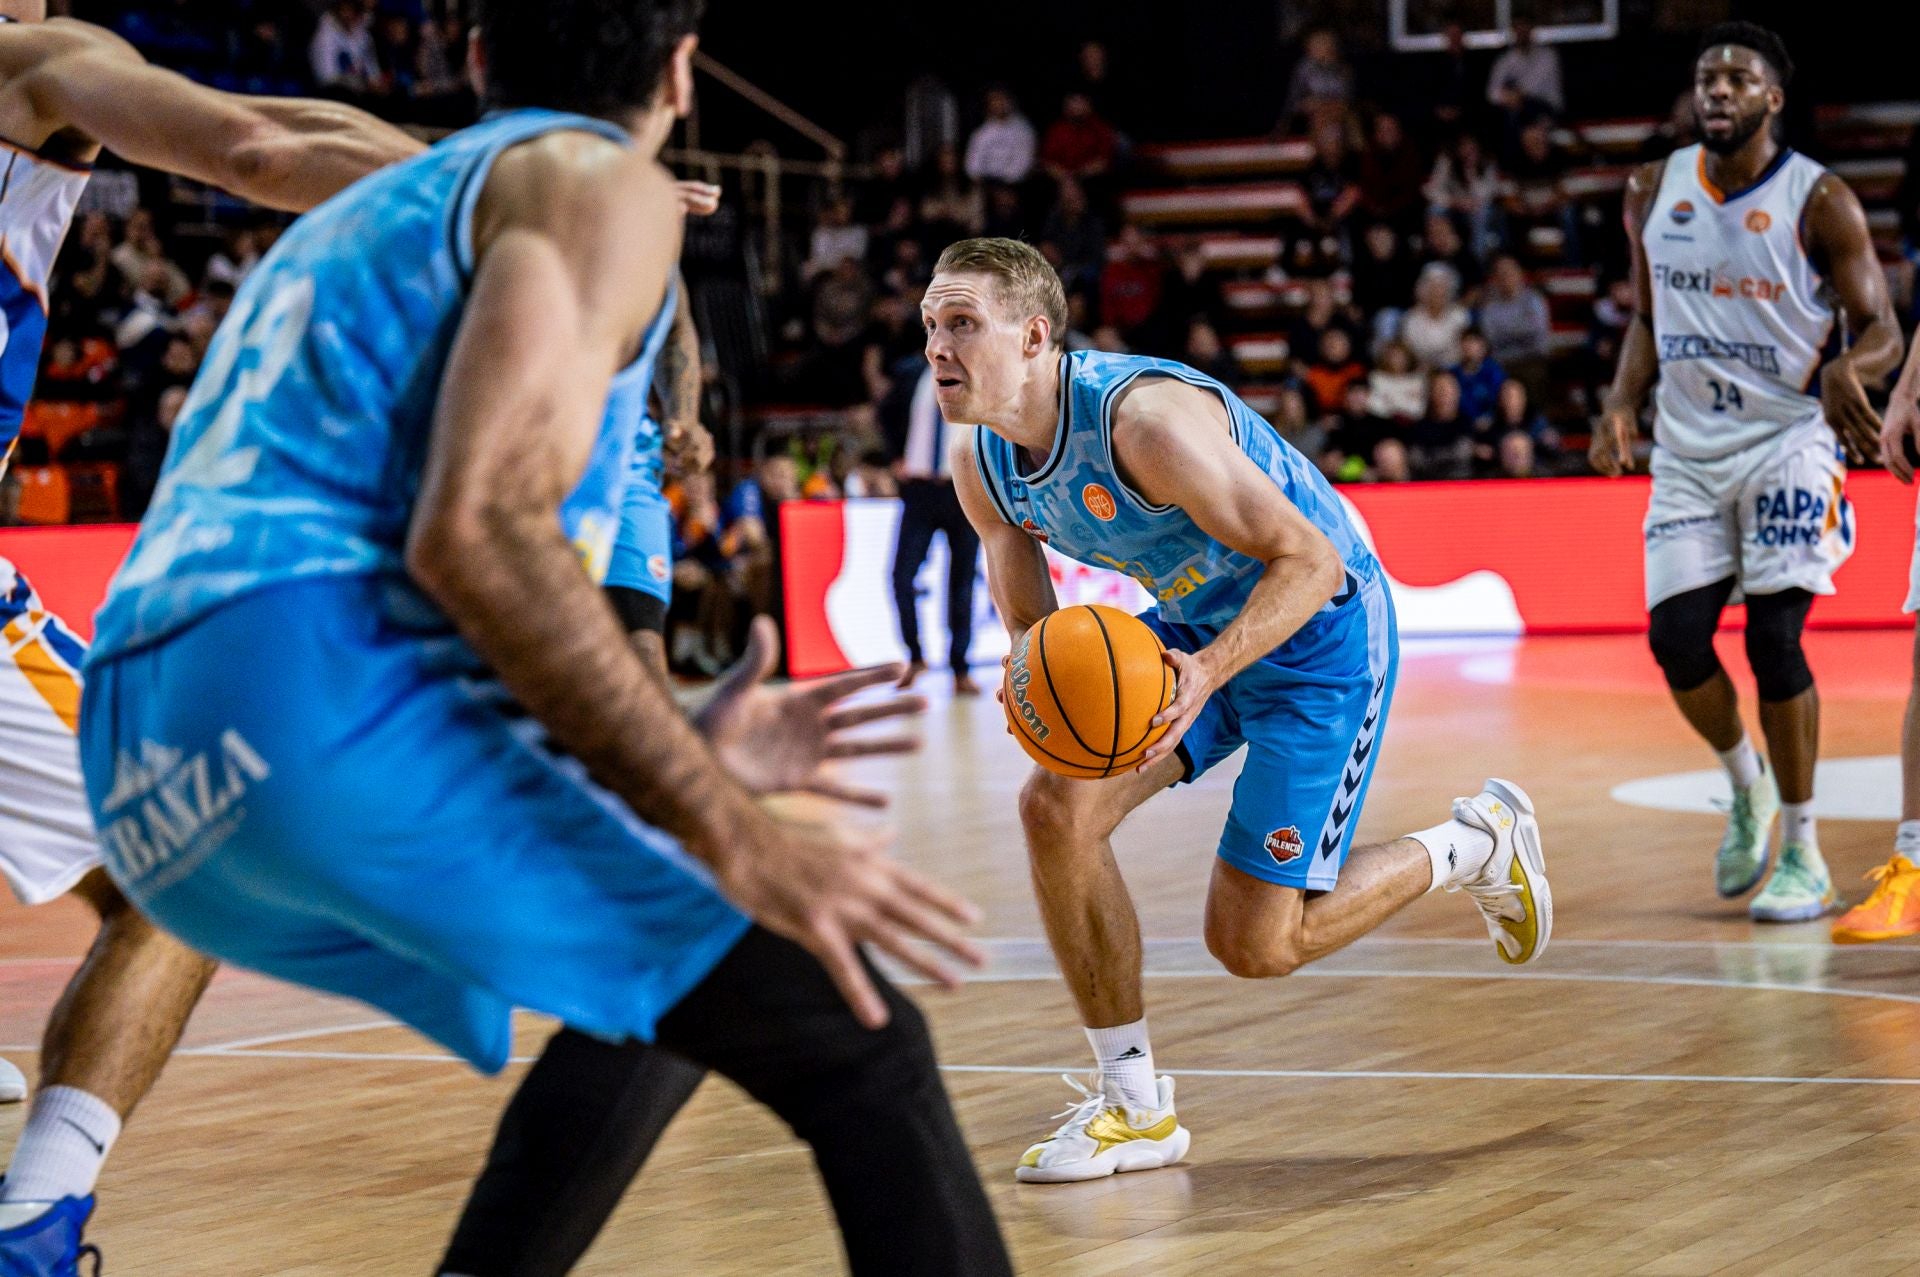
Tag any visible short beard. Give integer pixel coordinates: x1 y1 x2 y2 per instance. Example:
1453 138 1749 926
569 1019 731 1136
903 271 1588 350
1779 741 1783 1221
1699 110 1769 155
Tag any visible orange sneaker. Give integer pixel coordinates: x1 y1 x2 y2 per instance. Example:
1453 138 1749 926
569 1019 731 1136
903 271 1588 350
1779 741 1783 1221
1832 856 1920 944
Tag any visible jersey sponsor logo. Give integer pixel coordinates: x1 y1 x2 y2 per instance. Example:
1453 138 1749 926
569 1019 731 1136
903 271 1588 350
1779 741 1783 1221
1657 333 1781 376
1082 483 1117 522
1090 552 1212 607
1753 484 1842 547
1745 209 1772 233
1019 517 1050 544
97 730 272 888
1265 826 1304 865
1651 264 1789 304
1671 200 1696 225
647 554 669 582
1005 631 1050 742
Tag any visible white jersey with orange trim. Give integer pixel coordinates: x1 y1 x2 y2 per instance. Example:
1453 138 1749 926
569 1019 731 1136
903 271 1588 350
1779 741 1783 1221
0 139 89 469
1644 144 1835 463
0 133 99 904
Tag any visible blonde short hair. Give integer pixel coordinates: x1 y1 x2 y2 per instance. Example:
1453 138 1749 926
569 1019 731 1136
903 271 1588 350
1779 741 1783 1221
932 237 1069 350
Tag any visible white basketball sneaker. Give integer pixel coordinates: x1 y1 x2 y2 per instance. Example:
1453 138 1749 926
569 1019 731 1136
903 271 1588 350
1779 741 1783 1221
0 1056 25 1104
1015 1074 1189 1183
1447 778 1552 964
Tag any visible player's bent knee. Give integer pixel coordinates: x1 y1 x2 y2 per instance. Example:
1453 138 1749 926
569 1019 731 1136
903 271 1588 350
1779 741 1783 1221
1647 588 1727 692
1744 590 1815 702
1018 769 1115 845
1204 924 1305 979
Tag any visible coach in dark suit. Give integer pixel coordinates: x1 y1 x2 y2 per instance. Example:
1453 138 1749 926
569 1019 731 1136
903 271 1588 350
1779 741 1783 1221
881 357 981 694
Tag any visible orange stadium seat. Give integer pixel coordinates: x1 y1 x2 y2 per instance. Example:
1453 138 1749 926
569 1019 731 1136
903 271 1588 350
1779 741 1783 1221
13 464 71 525
21 401 102 460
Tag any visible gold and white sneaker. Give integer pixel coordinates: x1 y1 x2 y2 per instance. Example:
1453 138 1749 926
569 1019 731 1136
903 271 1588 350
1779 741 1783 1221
1448 778 1551 964
1015 1074 1189 1183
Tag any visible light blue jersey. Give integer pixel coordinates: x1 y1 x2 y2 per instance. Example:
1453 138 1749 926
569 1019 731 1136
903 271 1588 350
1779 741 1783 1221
972 352 1379 628
976 351 1397 892
604 412 674 604
76 108 746 1072
91 108 676 659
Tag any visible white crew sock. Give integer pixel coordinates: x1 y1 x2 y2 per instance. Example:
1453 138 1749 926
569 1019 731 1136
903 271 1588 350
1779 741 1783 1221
1 1086 121 1204
1897 821 1920 858
1410 820 1496 893
1781 800 1818 849
1086 1019 1158 1111
1717 735 1764 790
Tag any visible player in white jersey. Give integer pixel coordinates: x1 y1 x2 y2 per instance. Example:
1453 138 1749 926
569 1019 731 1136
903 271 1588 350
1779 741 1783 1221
1591 22 1902 923
0 10 420 1265
1827 326 1920 943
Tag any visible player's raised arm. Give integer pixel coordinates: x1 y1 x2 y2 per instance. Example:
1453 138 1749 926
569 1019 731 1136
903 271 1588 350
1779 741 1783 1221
1593 160 1666 476
1803 172 1905 464
15 26 422 210
408 139 978 1028
953 428 1058 635
1111 379 1344 770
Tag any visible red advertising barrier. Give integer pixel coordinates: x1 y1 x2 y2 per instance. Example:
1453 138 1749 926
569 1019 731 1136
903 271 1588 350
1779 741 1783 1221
782 474 1918 678
0 524 137 640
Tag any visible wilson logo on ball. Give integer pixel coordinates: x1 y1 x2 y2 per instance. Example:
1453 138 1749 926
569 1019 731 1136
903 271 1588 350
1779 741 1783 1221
1005 634 1051 742
1082 483 1117 521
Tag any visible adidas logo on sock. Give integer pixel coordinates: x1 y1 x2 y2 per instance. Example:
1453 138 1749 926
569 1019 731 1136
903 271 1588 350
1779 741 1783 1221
1114 1046 1145 1060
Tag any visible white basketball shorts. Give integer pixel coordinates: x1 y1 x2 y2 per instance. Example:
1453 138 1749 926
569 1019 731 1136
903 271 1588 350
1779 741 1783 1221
0 558 101 905
1643 417 1854 611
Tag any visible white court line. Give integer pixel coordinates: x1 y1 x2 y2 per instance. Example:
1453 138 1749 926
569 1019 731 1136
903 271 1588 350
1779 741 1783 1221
193 1019 401 1053
986 937 1920 954
70 1046 1920 1089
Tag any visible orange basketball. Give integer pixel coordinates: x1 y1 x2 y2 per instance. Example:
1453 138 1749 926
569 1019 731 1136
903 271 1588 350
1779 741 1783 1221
1001 604 1174 778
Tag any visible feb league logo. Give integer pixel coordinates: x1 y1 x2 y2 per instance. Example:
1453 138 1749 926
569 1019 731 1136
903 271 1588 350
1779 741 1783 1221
1265 826 1304 865
1671 200 1696 225
1082 483 1118 522
647 554 669 583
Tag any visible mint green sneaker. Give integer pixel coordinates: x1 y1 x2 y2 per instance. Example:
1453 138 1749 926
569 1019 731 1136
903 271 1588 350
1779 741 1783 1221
1715 764 1778 898
1749 841 1838 922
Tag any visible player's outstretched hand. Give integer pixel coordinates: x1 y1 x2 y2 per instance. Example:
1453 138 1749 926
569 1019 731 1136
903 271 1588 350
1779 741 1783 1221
1822 360 1884 467
715 812 985 1028
675 180 722 217
1880 390 1919 485
663 420 714 478
697 616 928 808
1135 647 1209 773
1589 406 1638 476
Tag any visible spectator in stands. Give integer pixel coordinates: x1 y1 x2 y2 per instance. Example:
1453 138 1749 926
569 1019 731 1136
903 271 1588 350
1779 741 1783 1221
1287 278 1363 374
1578 275 1636 414
310 0 384 100
1486 20 1563 120
1368 339 1427 423
1040 92 1119 189
1425 133 1506 263
1301 119 1361 236
665 471 732 675
124 384 188 520
1324 380 1408 484
856 146 912 225
1359 112 1426 235
1351 222 1418 352
237 13 304 96
1476 377 1558 478
725 452 799 630
1503 116 1578 262
1477 254 1552 404
1451 329 1507 426
1279 29 1353 135
1100 223 1167 342
1154 238 1227 348
1422 24 1477 136
1271 384 1322 458
1062 290 1097 351
204 225 264 290
1303 327 1366 417
1040 176 1107 295
965 86 1036 186
411 9 472 122
110 209 189 308
374 12 418 102
919 143 983 243
1184 319 1241 387
1401 261 1471 372
843 450 899 499
1419 209 1483 292
980 182 1026 240
803 196 869 281
1412 369 1474 478
1072 41 1121 132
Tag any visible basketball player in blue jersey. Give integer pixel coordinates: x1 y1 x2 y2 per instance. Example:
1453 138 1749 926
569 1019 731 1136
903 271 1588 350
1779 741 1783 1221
73 2 1011 1271
0 10 429 1267
927 237 1551 1183
1591 23 1903 923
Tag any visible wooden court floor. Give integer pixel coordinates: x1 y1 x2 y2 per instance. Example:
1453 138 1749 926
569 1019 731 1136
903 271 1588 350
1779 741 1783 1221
7 631 1920 1275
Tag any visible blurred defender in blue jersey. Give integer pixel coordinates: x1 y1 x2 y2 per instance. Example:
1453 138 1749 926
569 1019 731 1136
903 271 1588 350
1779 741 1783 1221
76 2 1009 1270
930 238 1552 1183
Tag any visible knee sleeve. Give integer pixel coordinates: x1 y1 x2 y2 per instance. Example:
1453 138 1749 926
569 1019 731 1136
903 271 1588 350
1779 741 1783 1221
1648 579 1734 692
1744 589 1815 702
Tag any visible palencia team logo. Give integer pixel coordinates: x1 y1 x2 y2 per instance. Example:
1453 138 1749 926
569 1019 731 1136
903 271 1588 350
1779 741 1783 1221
1265 826 1304 865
